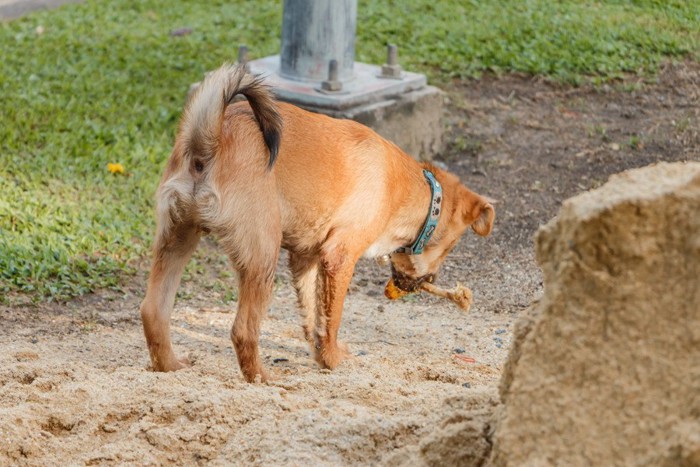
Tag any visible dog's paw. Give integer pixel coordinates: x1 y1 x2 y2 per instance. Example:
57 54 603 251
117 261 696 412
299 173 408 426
302 325 314 344
255 370 275 384
176 356 192 369
152 355 191 372
244 367 272 384
317 341 351 370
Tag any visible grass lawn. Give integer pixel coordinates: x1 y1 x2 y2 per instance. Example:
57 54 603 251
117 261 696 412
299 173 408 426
0 0 698 301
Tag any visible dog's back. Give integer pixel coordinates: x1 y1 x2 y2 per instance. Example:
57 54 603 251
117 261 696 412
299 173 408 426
162 64 413 255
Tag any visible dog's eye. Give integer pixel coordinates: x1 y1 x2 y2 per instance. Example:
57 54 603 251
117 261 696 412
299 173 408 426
194 160 204 172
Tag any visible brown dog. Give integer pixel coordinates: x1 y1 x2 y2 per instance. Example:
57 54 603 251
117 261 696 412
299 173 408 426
140 64 495 382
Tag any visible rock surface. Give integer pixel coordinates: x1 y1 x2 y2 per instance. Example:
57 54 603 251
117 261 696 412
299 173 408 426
490 162 700 466
382 390 498 467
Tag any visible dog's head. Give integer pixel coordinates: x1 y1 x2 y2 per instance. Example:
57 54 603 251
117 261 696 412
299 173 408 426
385 167 495 297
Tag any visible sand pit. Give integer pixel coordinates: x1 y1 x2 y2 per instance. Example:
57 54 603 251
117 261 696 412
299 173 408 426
0 275 513 464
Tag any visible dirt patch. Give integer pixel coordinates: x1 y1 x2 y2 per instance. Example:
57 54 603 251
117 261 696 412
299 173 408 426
1 62 698 464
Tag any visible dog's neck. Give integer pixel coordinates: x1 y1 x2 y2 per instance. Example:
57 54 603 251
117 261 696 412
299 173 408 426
385 161 448 251
394 169 442 255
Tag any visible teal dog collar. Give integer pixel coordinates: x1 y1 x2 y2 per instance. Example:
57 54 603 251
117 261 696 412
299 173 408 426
395 170 443 255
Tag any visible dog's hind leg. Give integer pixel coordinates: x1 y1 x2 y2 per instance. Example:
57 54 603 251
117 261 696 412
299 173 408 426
140 221 201 372
219 214 281 383
230 262 277 382
289 253 319 343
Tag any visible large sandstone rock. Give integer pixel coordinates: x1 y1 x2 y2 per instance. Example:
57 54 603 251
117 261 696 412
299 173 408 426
490 162 700 466
382 390 498 467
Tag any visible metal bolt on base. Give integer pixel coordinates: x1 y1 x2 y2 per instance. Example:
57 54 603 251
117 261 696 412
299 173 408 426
321 59 343 92
237 45 250 70
380 44 403 79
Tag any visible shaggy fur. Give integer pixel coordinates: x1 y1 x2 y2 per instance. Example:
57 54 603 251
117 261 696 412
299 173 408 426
140 64 495 382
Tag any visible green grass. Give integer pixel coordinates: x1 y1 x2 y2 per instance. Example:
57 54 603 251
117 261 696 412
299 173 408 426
359 0 699 81
1 0 698 301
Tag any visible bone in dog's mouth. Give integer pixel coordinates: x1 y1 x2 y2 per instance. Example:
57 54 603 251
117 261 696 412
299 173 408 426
384 264 472 311
389 264 434 293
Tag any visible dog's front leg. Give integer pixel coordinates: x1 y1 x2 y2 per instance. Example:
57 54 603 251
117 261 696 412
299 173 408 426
140 222 201 372
289 253 320 343
314 241 358 370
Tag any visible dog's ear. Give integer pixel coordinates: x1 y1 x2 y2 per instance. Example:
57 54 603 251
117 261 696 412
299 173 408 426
472 201 495 236
463 193 495 237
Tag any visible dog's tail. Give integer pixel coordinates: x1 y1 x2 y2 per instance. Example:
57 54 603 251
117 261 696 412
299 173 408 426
182 63 283 168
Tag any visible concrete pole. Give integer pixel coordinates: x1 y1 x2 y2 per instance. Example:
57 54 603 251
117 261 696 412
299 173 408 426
280 0 357 83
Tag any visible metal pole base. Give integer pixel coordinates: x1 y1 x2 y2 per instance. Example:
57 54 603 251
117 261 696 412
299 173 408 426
249 56 443 160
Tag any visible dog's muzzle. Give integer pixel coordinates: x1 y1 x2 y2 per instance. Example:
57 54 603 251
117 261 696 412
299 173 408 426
384 266 435 300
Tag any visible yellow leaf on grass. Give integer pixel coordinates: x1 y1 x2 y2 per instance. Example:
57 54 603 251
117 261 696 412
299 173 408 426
107 163 125 174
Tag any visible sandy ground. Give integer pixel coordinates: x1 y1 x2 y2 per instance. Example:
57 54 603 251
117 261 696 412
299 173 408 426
1 62 697 465
0 255 515 464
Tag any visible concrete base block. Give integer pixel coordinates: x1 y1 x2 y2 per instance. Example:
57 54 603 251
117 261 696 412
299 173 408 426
248 55 427 110
299 85 444 161
247 55 443 160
